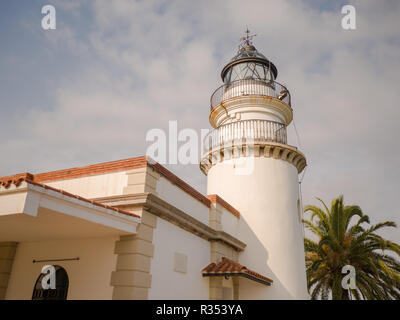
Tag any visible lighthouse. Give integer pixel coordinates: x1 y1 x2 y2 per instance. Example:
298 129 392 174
200 31 309 299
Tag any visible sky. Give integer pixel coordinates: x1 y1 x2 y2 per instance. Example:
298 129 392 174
0 0 399 243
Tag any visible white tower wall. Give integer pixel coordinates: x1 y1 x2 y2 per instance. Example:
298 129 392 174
207 157 309 299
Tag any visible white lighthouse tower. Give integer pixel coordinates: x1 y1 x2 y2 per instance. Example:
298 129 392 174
200 31 309 299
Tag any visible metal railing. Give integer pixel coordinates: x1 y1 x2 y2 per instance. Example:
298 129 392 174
203 119 287 154
210 79 291 110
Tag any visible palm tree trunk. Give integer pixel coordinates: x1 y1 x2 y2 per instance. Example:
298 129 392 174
341 289 350 300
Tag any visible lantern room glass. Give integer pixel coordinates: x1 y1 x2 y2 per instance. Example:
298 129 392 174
224 62 275 83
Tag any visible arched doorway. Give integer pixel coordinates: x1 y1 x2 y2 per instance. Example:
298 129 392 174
32 265 69 300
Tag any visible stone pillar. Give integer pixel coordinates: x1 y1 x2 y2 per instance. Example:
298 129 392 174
209 201 238 264
111 211 157 299
208 200 239 300
209 203 222 232
210 241 238 264
209 276 223 300
0 242 18 300
123 167 159 195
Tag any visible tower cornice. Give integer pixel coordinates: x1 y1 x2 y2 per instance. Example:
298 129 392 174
200 141 306 175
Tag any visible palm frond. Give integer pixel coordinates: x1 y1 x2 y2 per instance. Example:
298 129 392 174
303 195 400 300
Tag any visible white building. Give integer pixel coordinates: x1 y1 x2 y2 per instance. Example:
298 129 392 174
0 37 308 300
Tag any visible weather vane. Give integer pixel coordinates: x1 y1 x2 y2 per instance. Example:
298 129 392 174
239 26 257 50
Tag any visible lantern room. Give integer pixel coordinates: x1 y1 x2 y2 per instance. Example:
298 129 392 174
221 30 278 84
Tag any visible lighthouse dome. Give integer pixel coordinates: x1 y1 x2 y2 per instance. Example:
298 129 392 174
221 43 278 84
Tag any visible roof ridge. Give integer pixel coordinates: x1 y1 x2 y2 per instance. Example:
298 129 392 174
221 256 244 268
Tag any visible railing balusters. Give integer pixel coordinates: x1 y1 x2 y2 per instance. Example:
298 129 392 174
204 119 287 155
210 79 291 110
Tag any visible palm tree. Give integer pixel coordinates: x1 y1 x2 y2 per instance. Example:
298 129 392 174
303 196 400 300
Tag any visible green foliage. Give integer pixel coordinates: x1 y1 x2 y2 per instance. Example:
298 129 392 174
303 195 400 300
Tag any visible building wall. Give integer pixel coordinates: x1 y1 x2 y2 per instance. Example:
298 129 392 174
220 207 240 239
148 218 209 299
5 236 118 300
156 176 209 225
207 157 309 299
46 172 128 199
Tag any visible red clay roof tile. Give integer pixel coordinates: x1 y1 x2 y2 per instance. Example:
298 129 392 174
0 156 213 208
0 156 240 217
202 257 273 285
207 194 240 218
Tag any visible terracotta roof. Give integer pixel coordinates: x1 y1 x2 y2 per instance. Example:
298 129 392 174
0 156 213 208
0 175 140 219
207 194 240 218
34 156 148 182
202 257 273 286
0 173 34 187
0 157 241 218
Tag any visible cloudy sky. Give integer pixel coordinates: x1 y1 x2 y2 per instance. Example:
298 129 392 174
1 0 399 243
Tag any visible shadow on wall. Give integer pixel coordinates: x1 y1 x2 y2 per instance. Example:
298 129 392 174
237 215 295 300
